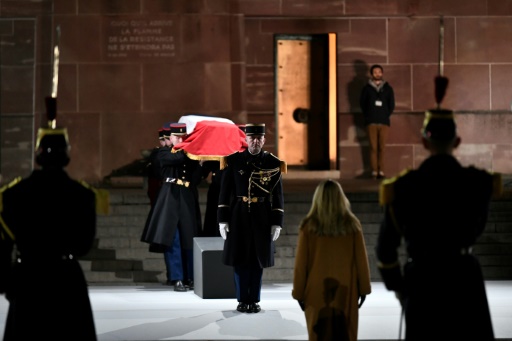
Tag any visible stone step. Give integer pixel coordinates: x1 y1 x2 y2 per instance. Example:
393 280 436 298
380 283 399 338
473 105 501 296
83 184 512 285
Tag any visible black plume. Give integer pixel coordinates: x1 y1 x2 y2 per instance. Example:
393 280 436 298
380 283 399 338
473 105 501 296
45 96 57 123
435 75 449 108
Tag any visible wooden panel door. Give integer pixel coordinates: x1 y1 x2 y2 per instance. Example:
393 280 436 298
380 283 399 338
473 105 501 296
276 34 337 170
276 38 310 166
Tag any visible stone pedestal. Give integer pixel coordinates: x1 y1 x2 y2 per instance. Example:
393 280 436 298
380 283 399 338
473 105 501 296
193 237 236 299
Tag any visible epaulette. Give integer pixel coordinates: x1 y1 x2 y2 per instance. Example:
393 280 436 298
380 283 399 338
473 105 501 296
0 177 22 192
219 156 228 170
376 260 401 270
280 161 287 174
379 169 411 206
0 177 22 212
219 151 239 170
79 180 110 215
268 153 287 174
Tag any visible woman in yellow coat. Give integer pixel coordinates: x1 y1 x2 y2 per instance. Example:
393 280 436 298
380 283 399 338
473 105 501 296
292 179 372 341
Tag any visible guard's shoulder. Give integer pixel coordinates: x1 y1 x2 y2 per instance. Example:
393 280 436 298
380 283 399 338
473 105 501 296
0 177 22 193
378 169 412 206
0 177 23 199
467 167 503 199
266 152 287 174
78 180 110 215
0 177 22 212
219 151 240 170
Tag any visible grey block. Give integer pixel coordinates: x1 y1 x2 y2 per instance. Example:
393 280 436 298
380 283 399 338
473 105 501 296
193 237 236 299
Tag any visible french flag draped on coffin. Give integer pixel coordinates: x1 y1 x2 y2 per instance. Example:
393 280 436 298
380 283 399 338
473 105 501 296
173 115 247 160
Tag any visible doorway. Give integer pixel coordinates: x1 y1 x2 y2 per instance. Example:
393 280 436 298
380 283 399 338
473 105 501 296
275 34 337 171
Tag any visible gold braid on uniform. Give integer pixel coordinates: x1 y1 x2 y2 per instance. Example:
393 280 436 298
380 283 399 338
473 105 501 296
267 153 287 174
219 152 238 170
424 110 455 121
249 166 281 194
280 160 287 174
379 169 411 206
219 156 228 170
0 215 14 241
184 152 221 162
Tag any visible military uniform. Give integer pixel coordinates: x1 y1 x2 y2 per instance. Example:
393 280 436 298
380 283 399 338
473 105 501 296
141 123 202 289
375 112 502 340
142 147 202 248
0 128 101 340
218 138 286 309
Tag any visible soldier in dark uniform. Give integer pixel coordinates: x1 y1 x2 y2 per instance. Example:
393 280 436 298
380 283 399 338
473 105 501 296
143 123 175 285
0 127 98 340
375 108 502 340
217 123 286 313
141 123 203 292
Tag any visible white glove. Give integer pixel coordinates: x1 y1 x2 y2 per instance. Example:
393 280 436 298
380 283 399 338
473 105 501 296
219 223 229 240
271 225 281 241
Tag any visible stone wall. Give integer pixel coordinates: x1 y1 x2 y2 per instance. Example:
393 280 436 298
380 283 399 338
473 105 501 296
0 0 511 184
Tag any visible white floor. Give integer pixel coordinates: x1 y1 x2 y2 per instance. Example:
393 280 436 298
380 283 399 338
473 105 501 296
1 281 511 340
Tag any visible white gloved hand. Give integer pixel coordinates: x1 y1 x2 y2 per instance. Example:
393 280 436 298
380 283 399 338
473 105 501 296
271 225 282 241
219 223 229 240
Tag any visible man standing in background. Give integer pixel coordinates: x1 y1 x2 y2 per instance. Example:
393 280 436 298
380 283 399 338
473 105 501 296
360 64 395 179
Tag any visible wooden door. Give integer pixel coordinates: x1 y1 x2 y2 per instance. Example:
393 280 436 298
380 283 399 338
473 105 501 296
276 38 310 166
275 34 337 170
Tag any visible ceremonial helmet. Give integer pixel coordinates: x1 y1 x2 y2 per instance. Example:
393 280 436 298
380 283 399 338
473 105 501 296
421 109 456 141
35 127 70 168
35 97 70 168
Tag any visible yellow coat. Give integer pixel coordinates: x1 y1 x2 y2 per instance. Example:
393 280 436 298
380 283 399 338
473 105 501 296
292 227 372 341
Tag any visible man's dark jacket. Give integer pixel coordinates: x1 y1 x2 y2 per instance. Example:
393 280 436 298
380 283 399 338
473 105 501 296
360 81 395 126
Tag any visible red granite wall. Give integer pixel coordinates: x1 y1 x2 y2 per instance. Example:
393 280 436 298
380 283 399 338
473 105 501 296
0 0 511 184
242 0 512 178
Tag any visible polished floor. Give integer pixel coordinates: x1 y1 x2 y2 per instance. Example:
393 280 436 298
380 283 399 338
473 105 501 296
1 281 511 340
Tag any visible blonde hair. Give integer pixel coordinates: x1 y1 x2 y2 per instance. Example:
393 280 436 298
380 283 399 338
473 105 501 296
299 179 362 236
